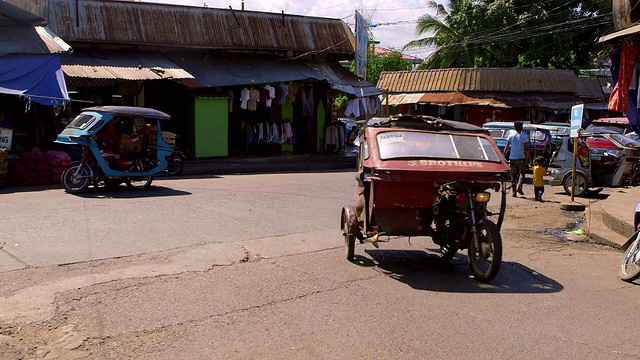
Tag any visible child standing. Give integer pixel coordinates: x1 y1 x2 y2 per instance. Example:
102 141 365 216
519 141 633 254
532 156 547 202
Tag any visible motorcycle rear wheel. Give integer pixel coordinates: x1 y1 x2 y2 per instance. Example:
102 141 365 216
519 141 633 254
620 231 640 282
166 156 184 176
468 220 502 282
62 162 91 194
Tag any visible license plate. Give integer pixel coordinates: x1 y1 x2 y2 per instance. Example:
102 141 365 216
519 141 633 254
61 128 77 135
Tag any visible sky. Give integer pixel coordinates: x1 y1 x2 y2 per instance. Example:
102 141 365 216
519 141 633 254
141 0 446 60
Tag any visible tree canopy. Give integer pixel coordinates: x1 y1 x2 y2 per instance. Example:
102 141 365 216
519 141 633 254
404 0 613 70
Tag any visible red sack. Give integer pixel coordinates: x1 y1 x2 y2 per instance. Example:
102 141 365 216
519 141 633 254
45 150 72 167
51 166 66 175
21 158 34 171
34 162 51 172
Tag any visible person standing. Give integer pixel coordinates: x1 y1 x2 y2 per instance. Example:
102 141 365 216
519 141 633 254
532 156 547 202
503 121 530 197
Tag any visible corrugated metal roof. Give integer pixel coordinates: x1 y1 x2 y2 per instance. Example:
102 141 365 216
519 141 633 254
60 50 193 80
166 52 318 87
0 1 47 26
416 91 582 110
377 68 578 93
0 25 71 55
47 0 355 55
166 52 379 97
575 76 606 99
380 93 426 105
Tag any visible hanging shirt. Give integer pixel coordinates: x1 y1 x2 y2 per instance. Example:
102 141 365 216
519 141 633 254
303 87 314 116
248 88 260 111
263 85 276 107
240 87 250 110
278 83 289 105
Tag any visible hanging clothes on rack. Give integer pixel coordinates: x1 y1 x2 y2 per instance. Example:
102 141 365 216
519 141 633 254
248 87 260 111
240 87 250 110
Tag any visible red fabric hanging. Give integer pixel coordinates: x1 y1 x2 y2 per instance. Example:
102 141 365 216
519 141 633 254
609 38 640 113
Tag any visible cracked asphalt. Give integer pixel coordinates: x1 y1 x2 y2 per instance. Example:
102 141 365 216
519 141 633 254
0 172 638 359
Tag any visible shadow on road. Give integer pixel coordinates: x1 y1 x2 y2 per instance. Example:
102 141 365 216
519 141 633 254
72 185 192 198
362 248 563 294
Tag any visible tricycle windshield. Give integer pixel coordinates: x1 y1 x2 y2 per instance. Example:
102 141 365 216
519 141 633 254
376 131 501 162
68 114 97 130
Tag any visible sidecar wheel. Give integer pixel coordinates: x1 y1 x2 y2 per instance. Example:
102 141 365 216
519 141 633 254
343 215 355 261
125 163 153 190
468 220 502 282
620 231 640 282
562 172 588 197
62 162 91 194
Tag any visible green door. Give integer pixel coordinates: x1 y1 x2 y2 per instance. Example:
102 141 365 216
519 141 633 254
194 98 228 157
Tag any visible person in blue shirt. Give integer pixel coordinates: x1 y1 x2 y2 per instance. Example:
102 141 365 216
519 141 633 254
503 121 530 197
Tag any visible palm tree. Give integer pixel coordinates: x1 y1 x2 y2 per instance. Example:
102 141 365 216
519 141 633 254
403 0 475 69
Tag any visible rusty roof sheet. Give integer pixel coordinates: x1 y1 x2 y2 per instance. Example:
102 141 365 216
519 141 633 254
0 1 47 26
60 50 193 80
377 68 578 93
416 91 582 110
0 25 71 55
575 76 606 99
46 0 355 55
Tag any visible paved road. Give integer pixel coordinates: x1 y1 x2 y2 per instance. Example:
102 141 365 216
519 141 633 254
1 173 639 359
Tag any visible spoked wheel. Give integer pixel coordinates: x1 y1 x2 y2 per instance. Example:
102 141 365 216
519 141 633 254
343 217 356 261
468 220 502 282
620 231 640 282
562 172 588 197
61 162 91 194
125 162 153 190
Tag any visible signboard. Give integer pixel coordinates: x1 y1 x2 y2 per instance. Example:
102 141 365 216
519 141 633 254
354 11 368 80
0 127 12 150
570 104 584 138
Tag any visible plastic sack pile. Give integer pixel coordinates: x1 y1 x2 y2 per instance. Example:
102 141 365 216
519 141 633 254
7 149 72 186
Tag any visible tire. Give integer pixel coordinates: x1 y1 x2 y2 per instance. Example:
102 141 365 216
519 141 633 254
620 231 640 282
468 220 502 282
166 156 184 176
61 162 91 194
562 172 588 197
125 162 153 190
632 172 640 187
343 215 355 261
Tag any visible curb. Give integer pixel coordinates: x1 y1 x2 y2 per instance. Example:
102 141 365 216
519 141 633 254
583 201 628 249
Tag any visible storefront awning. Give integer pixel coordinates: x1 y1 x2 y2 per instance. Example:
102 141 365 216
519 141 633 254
380 93 427 105
60 51 194 81
0 54 69 105
166 52 381 98
599 23 640 43
415 91 582 110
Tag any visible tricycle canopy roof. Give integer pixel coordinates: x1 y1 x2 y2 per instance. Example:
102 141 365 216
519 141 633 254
364 115 487 133
82 106 171 120
360 115 510 181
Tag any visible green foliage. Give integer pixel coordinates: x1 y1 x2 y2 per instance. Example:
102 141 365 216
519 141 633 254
366 49 412 85
405 0 613 70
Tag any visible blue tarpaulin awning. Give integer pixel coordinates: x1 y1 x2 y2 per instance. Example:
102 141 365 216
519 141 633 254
0 54 69 105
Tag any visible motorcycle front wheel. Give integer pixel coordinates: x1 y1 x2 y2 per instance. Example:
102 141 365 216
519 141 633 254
468 219 502 282
620 231 640 282
62 162 91 194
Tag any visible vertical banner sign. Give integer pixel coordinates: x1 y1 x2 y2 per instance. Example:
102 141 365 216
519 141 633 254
570 104 583 138
569 104 584 202
354 11 368 80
